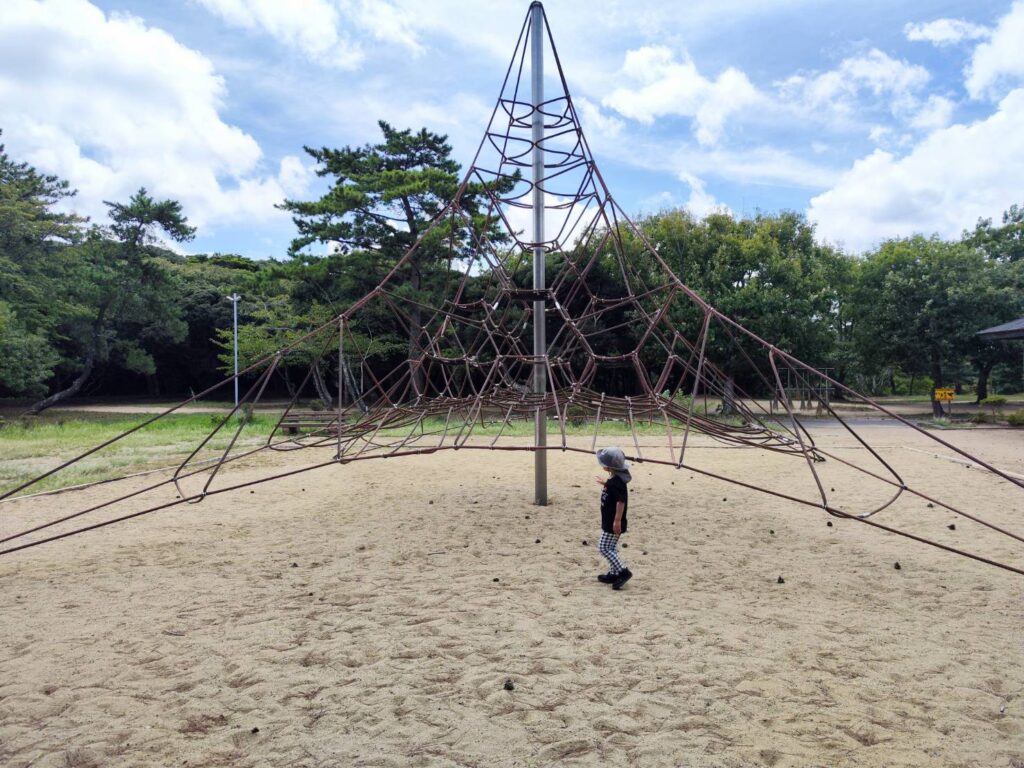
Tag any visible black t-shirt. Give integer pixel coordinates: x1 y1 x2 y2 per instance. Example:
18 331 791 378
600 475 629 534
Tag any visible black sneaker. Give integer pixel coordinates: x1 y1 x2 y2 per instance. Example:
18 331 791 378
612 568 633 590
597 572 616 583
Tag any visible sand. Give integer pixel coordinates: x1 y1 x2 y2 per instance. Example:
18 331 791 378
1 424 1023 767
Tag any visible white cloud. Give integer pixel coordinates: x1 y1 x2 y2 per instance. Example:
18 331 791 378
683 146 836 189
574 97 623 143
192 0 359 67
965 1 1024 99
277 155 316 197
602 46 760 146
502 191 593 251
779 49 930 120
904 18 990 46
192 0 424 68
807 89 1024 252
679 173 729 218
355 1 424 56
0 0 312 233
909 94 955 131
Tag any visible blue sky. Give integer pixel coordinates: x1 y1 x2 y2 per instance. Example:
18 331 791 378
1 0 1022 257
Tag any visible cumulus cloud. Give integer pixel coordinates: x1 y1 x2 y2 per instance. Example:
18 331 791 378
909 94 955 131
807 89 1024 252
192 0 423 68
501 191 592 250
0 0 312 232
904 18 990 46
602 46 760 146
678 173 728 218
965 1 1024 99
779 49 930 120
574 98 623 142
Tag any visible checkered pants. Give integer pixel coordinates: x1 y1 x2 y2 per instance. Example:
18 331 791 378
598 531 626 575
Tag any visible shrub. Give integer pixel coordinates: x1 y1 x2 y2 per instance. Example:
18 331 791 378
981 396 1008 408
1008 410 1024 427
565 404 589 426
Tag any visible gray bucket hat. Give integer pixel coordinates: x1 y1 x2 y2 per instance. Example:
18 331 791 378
596 446 632 483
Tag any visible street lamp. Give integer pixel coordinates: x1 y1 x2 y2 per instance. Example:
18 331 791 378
226 293 241 407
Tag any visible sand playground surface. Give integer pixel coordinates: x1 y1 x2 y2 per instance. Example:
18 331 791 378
1 424 1023 767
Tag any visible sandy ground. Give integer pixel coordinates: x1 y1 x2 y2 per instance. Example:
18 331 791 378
1 425 1023 767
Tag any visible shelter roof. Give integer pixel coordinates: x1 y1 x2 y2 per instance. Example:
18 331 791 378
977 317 1024 341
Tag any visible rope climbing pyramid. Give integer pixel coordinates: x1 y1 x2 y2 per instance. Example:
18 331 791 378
2 4 1023 577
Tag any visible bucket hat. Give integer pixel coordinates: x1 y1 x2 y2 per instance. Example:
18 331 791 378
596 446 632 483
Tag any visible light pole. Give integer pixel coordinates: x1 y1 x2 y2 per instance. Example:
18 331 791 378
226 293 241 407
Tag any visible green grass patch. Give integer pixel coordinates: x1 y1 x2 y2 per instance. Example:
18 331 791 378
0 413 275 497
1 409 758 497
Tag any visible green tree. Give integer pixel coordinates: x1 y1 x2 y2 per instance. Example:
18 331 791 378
0 133 86 397
279 121 511 398
965 203 1024 263
962 212 1024 398
852 236 1008 416
25 189 194 414
636 209 849 410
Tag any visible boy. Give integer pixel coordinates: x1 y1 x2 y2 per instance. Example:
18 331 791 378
594 446 632 590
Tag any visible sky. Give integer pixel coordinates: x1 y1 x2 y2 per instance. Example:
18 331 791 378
1 0 1023 258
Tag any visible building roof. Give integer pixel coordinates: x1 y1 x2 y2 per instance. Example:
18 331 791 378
976 317 1024 341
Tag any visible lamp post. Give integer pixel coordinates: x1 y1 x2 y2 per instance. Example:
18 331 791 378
226 293 241 407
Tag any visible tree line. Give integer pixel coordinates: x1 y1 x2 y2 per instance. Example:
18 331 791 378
2 124 1022 417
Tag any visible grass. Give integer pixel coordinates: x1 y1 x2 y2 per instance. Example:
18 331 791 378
0 413 275 497
0 407 767 498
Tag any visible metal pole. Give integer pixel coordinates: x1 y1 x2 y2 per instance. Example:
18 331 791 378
227 293 240 407
531 1 547 506
344 317 348 460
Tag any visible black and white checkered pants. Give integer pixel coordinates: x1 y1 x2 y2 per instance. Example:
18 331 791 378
598 531 626 575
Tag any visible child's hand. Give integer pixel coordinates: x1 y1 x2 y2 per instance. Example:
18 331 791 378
613 520 622 535
594 476 606 486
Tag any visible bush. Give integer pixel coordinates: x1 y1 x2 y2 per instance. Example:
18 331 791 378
565 404 588 426
981 396 1008 408
1008 410 1024 427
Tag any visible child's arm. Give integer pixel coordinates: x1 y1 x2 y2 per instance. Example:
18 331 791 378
613 501 625 534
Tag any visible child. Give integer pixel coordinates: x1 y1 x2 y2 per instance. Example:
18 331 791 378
594 446 632 590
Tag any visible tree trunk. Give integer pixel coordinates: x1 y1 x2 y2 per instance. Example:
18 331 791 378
280 366 297 399
341 356 367 412
24 349 96 415
312 362 333 407
975 363 994 403
721 374 737 416
408 255 425 400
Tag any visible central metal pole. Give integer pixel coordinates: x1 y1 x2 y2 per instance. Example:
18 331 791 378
531 1 547 506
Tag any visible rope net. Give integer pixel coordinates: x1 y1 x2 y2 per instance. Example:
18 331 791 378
3 6 1023 576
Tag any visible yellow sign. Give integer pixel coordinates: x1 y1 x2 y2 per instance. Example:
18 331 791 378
935 387 955 402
